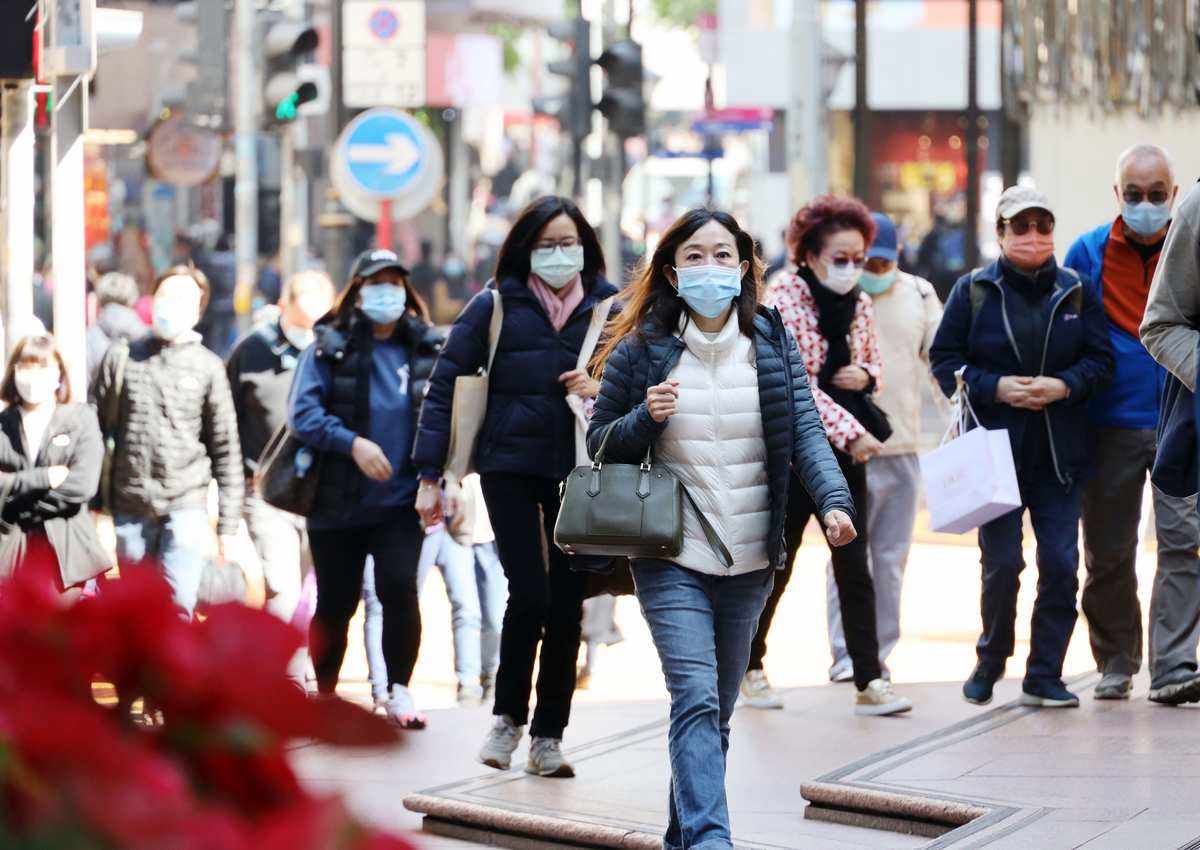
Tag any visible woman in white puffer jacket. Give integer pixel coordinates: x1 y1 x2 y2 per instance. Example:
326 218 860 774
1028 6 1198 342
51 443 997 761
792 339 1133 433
587 209 856 850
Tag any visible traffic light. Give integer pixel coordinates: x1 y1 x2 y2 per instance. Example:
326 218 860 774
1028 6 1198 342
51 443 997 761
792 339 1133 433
0 2 36 79
261 17 321 124
533 19 592 140
596 39 645 138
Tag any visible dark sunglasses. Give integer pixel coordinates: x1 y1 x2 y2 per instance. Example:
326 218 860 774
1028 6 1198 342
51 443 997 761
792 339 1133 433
825 254 866 269
1122 189 1171 206
1003 216 1055 236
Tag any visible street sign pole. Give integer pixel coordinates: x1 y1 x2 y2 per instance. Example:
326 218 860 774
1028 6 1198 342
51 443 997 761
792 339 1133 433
0 83 35 358
376 199 392 250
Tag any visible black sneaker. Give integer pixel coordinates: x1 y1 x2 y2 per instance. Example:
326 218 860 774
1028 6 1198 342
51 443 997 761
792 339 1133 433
962 666 1000 705
1149 671 1200 706
1020 679 1079 708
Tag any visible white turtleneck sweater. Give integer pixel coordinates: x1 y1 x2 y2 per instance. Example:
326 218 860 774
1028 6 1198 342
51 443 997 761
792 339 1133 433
655 311 770 577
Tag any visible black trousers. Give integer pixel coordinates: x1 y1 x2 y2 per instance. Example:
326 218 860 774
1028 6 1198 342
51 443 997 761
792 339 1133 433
308 507 424 695
481 472 586 739
748 451 882 689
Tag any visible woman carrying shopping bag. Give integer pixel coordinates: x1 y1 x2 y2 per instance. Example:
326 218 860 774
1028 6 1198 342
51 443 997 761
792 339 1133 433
752 195 913 717
587 208 855 850
288 248 443 728
930 186 1113 708
413 196 618 778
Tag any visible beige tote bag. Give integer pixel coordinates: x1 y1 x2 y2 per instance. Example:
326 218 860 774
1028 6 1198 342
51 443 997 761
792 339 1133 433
565 295 616 466
444 290 504 482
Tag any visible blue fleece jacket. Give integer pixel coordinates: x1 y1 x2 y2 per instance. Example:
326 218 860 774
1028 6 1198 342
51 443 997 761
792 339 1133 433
1063 221 1166 430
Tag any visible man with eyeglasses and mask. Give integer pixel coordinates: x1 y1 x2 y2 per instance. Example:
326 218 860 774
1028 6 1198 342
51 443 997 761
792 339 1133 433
1063 145 1200 705
931 186 1113 709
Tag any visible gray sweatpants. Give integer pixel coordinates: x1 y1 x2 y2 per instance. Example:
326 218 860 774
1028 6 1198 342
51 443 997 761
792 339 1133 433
1081 427 1200 687
826 453 920 675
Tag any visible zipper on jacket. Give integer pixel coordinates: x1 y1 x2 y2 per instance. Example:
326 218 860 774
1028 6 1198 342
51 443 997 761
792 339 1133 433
981 278 1023 363
1037 280 1082 487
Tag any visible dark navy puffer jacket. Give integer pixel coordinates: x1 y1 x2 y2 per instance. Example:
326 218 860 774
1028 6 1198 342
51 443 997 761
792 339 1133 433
414 274 620 482
586 306 854 570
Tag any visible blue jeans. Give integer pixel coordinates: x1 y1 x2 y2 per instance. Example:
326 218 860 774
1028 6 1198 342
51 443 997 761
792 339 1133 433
473 541 507 680
978 476 1082 685
632 561 775 850
114 509 212 617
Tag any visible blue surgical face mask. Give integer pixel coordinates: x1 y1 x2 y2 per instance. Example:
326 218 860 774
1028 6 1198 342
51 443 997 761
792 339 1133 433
359 283 407 325
859 268 898 295
1122 201 1171 238
674 264 742 319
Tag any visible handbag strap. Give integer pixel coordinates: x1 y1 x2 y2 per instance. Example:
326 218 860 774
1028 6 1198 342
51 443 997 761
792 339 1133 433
592 422 733 568
485 288 503 373
576 295 615 372
940 367 983 445
680 484 734 568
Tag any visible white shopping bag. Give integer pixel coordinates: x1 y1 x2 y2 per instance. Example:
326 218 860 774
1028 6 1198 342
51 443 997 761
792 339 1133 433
919 373 1021 534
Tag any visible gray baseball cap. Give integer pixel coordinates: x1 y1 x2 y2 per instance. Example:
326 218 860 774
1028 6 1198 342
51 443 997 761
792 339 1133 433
996 185 1054 221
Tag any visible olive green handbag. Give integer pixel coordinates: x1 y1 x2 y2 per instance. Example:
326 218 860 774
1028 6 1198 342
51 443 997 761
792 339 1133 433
553 422 733 566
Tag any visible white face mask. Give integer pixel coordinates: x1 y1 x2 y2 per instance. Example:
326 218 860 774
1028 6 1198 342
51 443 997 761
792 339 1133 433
282 322 315 351
818 258 864 295
530 244 585 289
152 298 199 341
15 366 60 406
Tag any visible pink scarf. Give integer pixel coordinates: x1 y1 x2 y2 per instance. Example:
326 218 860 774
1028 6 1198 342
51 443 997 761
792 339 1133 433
528 273 583 332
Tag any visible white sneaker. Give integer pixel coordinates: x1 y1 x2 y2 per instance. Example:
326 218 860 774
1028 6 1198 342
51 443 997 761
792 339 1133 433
386 684 427 730
479 715 524 770
526 737 575 778
739 669 784 710
854 678 913 717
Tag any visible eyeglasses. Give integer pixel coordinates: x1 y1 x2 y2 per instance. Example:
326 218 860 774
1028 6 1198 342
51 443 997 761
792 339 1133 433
823 254 866 269
1122 189 1171 206
534 238 580 251
1002 216 1055 236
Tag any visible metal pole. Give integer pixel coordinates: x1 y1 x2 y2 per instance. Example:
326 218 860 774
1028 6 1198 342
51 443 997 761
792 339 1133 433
998 0 1022 188
322 0 351 284
852 0 869 201
600 0 622 281
704 68 715 207
52 75 89 395
0 83 35 358
280 125 296 281
965 0 980 270
802 0 828 196
447 109 469 263
234 0 259 314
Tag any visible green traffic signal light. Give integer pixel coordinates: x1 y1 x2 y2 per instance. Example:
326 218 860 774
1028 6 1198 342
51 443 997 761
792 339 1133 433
275 92 300 122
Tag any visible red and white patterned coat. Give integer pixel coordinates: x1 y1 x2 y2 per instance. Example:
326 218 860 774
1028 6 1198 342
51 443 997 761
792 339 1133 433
763 273 883 452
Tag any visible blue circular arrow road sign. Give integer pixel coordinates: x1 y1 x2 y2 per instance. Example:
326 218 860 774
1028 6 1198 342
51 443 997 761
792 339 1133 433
337 109 428 199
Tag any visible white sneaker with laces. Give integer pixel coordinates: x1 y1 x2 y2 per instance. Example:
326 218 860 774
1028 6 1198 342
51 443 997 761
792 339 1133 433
526 736 575 778
854 678 913 716
739 669 784 710
479 715 524 770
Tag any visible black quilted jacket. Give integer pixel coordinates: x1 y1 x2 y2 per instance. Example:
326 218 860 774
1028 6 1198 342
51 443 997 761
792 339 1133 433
587 306 854 570
91 334 244 535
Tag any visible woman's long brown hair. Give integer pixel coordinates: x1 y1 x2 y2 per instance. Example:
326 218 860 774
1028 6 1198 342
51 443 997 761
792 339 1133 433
591 208 763 376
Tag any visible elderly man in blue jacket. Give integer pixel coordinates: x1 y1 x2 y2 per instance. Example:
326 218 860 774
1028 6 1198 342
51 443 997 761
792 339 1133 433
931 186 1114 709
1064 144 1200 705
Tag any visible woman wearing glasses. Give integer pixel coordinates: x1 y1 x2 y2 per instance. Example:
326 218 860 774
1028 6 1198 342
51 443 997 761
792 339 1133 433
748 195 914 717
414 196 617 777
931 186 1112 708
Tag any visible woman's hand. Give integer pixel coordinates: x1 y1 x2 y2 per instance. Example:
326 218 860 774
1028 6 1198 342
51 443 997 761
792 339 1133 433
832 366 870 391
559 369 601 400
416 479 442 526
646 380 680 423
823 510 857 547
847 432 884 465
47 466 69 489
351 437 393 482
